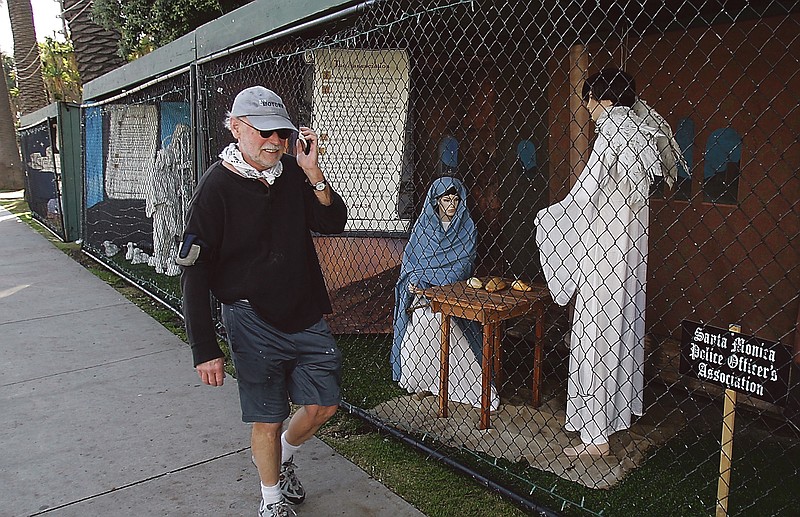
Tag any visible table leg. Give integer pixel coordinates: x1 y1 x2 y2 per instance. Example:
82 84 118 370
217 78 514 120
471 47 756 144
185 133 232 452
480 322 495 429
438 314 451 418
494 322 504 389
531 302 544 408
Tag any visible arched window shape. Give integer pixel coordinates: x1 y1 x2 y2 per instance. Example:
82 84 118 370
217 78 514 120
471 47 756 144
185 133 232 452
517 139 538 179
671 117 695 200
438 135 459 177
703 128 742 204
85 106 105 209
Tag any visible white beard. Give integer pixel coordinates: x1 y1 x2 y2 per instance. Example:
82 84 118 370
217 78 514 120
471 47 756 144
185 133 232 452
219 143 283 185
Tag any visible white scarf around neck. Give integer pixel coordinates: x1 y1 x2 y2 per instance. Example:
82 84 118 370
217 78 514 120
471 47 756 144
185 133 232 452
219 143 283 185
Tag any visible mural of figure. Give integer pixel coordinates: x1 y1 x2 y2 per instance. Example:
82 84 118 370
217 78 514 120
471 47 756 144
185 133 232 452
535 69 665 457
145 123 192 276
392 176 498 409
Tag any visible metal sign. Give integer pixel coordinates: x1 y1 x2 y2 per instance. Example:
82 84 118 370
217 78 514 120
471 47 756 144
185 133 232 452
680 320 792 405
311 48 411 233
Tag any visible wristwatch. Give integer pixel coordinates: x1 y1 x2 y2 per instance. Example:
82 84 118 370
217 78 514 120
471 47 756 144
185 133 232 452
312 179 328 191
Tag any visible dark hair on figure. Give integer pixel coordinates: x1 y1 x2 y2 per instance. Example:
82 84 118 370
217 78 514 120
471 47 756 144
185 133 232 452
438 186 459 198
581 68 637 107
431 185 460 208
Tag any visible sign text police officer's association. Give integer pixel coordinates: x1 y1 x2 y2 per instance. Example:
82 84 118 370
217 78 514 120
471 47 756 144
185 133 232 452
680 321 791 405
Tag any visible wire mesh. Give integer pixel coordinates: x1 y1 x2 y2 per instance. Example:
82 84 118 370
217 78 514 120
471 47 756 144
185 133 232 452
19 120 66 240
80 0 799 514
81 71 193 310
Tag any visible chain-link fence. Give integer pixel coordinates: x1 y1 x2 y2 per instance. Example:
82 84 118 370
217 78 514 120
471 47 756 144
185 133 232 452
19 119 66 240
82 71 193 309
80 1 799 514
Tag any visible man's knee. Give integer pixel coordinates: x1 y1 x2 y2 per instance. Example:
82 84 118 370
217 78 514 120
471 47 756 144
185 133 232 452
305 404 338 423
252 421 283 439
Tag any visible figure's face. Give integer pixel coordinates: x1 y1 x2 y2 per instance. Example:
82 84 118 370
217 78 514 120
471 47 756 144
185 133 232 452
437 193 460 222
586 96 601 121
585 94 612 122
231 116 287 170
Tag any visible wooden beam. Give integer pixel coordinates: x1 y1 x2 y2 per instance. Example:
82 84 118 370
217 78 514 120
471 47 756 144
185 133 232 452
569 45 589 187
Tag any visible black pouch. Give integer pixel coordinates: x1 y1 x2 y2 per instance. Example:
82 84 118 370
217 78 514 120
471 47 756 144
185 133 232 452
176 234 202 266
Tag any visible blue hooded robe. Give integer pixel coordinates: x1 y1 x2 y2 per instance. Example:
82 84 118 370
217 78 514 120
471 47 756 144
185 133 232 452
392 176 481 381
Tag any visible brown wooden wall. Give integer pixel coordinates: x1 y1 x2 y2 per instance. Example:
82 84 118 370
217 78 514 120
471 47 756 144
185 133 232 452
548 13 800 343
314 236 404 292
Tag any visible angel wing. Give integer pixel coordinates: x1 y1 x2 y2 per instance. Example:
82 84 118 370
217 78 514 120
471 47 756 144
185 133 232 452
632 98 690 189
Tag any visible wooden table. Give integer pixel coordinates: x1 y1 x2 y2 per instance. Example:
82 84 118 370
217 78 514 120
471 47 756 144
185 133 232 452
421 280 550 429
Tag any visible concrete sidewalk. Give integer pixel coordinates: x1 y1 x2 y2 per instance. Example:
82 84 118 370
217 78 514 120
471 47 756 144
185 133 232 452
0 202 425 517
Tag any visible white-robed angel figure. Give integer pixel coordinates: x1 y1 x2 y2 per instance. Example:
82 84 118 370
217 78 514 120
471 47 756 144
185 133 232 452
535 68 680 457
392 176 499 410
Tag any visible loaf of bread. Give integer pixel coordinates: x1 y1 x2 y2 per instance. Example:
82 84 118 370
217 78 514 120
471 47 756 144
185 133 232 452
511 279 533 292
484 277 508 292
467 277 484 288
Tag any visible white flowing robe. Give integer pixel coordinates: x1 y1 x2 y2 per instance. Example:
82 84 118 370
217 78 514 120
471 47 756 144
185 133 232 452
535 107 661 445
399 294 499 410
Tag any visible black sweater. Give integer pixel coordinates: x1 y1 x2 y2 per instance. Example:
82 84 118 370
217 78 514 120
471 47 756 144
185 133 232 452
180 157 347 366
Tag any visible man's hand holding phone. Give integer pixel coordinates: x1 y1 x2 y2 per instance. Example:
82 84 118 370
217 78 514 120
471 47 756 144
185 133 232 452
296 127 331 206
296 127 316 158
296 127 320 176
298 132 311 155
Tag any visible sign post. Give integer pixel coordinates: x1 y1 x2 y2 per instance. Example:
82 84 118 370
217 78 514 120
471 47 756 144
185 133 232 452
715 324 740 517
680 320 792 516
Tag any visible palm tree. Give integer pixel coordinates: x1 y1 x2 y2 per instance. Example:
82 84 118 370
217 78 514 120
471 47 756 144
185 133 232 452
0 55 24 190
60 0 126 84
6 0 48 114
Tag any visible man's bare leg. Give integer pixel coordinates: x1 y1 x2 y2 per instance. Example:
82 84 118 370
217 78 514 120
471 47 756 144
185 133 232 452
283 404 338 446
252 421 282 485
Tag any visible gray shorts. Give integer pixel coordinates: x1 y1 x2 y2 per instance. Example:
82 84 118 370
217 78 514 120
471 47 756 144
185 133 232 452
221 300 342 423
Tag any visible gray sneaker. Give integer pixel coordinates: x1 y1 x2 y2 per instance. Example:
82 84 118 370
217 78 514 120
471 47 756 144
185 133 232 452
259 498 291 517
279 457 306 505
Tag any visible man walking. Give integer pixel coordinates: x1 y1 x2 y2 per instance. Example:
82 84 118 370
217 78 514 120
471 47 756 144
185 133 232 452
179 86 347 516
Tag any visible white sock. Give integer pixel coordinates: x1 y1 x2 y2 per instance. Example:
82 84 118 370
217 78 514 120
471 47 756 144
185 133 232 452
281 430 301 464
261 482 281 505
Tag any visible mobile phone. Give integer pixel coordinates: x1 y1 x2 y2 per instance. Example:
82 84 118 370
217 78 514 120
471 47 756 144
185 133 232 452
298 133 311 155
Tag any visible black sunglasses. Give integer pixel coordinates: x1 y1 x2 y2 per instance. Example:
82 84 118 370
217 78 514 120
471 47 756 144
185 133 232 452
238 118 292 139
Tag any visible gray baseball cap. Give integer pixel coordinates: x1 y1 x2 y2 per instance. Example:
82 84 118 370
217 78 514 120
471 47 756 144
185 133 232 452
230 86 298 132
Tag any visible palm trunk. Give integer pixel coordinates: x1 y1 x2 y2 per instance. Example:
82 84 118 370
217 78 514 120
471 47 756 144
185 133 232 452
0 67 24 190
7 0 49 114
61 0 126 84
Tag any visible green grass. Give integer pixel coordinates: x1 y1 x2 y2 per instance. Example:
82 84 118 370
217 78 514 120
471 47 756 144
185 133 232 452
5 193 797 517
306 287 800 517
338 334 407 407
1 194 528 516
322 428 531 517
